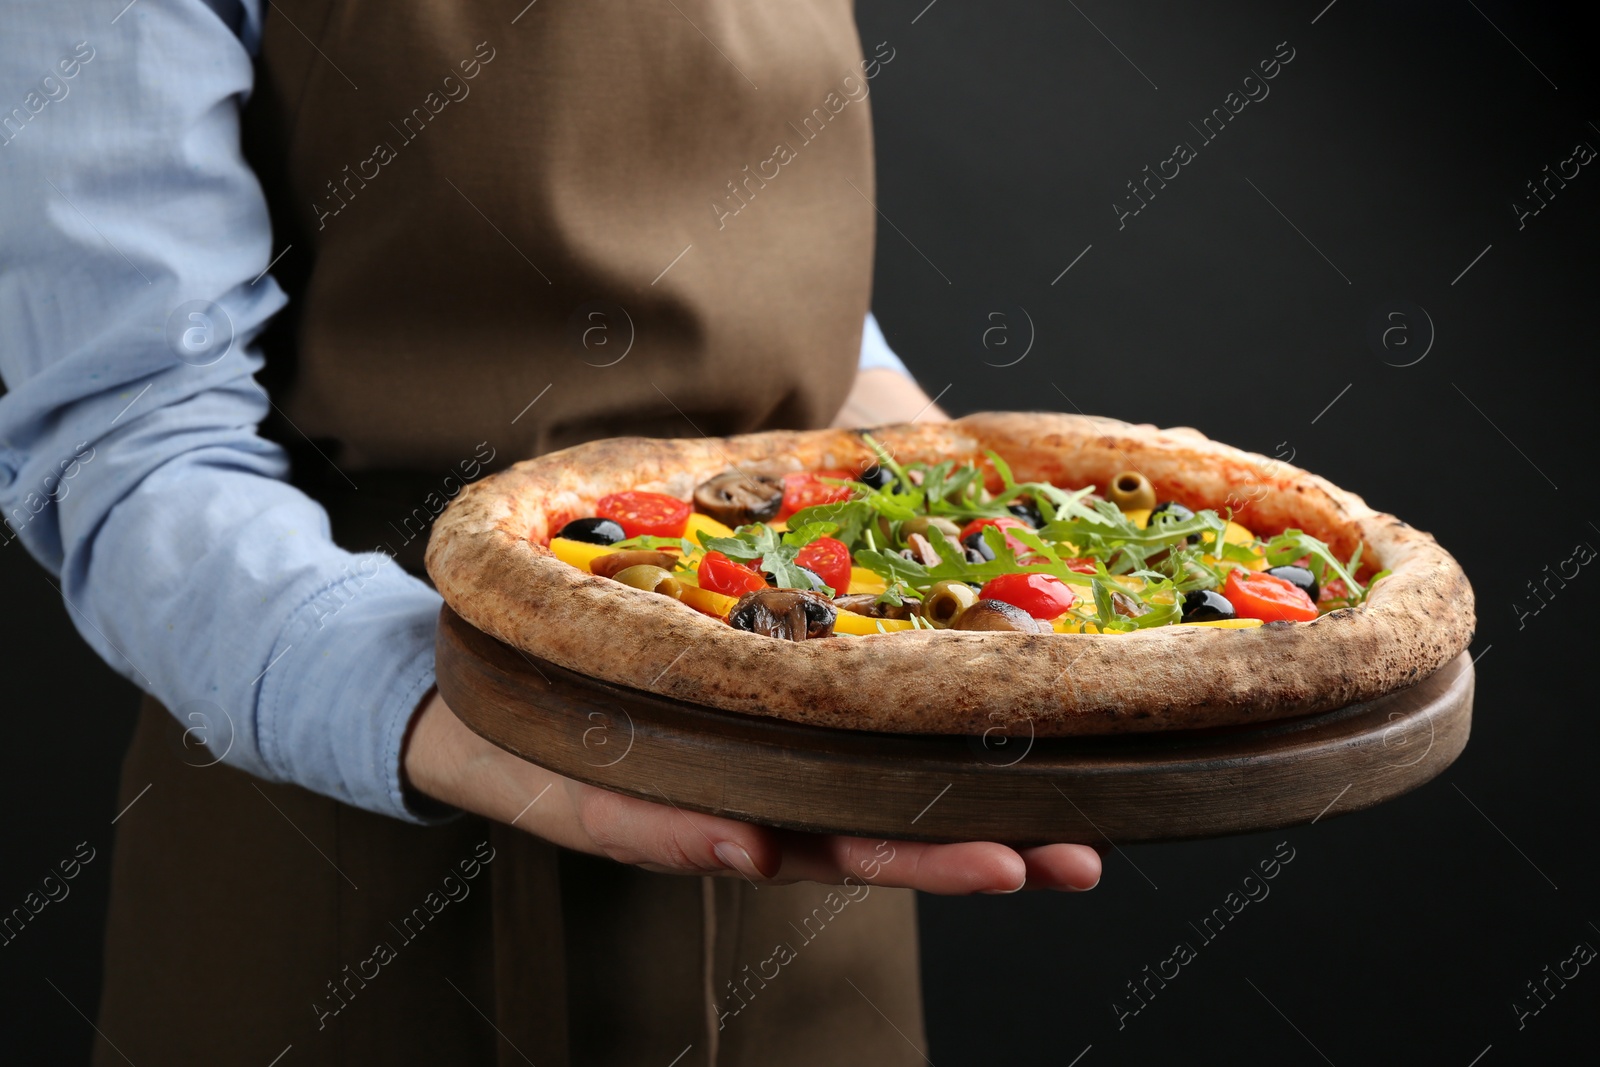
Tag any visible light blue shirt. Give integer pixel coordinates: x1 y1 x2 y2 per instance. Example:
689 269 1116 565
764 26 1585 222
0 0 909 823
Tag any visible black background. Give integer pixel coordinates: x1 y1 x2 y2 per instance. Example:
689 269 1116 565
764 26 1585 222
4 1 1597 1063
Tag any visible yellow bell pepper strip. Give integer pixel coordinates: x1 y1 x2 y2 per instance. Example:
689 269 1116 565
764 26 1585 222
1175 618 1265 628
832 612 916 635
1051 616 1129 634
549 537 615 572
847 566 888 595
683 511 734 546
678 583 739 618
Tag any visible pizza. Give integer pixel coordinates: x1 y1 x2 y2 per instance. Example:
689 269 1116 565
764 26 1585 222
425 413 1474 735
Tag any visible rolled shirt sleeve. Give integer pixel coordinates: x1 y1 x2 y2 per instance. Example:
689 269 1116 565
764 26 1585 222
0 0 445 822
857 312 911 376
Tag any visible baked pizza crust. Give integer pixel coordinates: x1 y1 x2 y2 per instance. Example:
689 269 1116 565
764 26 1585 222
425 413 1475 735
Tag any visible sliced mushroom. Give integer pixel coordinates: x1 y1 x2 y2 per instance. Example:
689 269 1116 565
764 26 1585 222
591 550 679 579
905 532 942 567
832 594 919 620
693 469 784 526
950 599 1046 633
1111 591 1146 618
900 516 962 544
728 588 837 641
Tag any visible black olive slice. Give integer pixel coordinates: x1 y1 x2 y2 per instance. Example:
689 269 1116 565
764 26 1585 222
962 531 996 563
831 594 917 620
1180 589 1236 623
857 463 894 490
558 517 627 545
1006 498 1043 527
1265 565 1320 603
1148 501 1196 525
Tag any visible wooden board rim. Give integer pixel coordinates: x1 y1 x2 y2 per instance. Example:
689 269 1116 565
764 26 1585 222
436 607 1474 845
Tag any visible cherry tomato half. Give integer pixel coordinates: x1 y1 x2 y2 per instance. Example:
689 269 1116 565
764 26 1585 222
1062 558 1099 575
1223 568 1318 623
780 471 855 518
595 491 691 539
697 551 767 597
795 537 852 595
978 572 1077 619
959 515 1033 554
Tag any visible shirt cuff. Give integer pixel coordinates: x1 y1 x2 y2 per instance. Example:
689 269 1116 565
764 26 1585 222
255 557 454 824
857 313 911 377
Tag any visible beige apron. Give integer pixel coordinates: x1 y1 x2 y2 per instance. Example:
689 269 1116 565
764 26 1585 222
95 2 924 1064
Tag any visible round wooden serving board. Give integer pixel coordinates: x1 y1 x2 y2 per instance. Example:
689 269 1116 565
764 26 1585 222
436 608 1475 845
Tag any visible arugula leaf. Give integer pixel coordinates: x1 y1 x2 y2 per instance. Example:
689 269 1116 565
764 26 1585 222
875 581 913 608
1265 530 1367 600
1214 541 1260 565
782 521 838 549
1007 525 1061 565
855 531 1095 591
1163 541 1231 592
698 523 780 563
1091 578 1117 628
853 548 930 587
788 490 920 548
988 451 1018 492
788 500 870 545
979 451 1101 525
611 534 697 555
860 433 916 493
696 522 837 594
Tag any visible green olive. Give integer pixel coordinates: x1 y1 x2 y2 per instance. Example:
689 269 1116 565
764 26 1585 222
900 515 961 545
921 580 979 628
1107 470 1156 512
591 549 679 580
610 564 684 600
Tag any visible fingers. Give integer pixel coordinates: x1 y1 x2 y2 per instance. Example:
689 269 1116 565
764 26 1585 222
763 835 1024 894
572 783 781 880
766 837 1103 894
569 780 1104 895
1018 843 1102 891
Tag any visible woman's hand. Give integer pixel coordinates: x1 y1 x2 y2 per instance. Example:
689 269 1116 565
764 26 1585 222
403 690 1101 893
832 367 949 428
